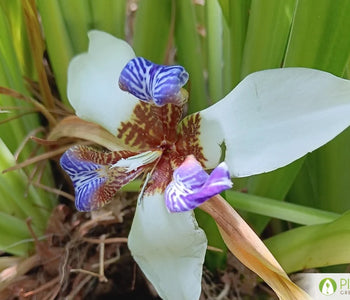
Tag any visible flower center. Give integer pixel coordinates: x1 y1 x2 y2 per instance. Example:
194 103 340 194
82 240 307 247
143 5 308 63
159 139 176 154
116 101 206 195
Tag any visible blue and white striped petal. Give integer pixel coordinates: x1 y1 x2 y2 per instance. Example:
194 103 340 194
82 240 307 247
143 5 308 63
60 146 145 211
165 155 233 212
60 148 107 211
119 57 189 106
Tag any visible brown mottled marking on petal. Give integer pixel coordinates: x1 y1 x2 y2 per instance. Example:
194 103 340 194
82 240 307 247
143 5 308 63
117 102 184 150
91 165 145 209
65 145 148 210
176 112 207 166
145 112 207 196
74 145 137 165
145 155 174 195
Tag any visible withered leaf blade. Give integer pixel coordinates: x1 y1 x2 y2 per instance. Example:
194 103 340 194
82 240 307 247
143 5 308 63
48 116 126 151
200 195 312 300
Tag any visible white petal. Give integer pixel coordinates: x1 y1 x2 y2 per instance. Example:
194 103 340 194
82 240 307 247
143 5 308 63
67 30 139 135
111 150 162 172
198 114 223 169
128 193 207 300
199 68 350 177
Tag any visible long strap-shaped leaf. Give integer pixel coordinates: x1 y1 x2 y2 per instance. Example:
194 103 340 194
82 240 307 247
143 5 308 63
200 195 311 300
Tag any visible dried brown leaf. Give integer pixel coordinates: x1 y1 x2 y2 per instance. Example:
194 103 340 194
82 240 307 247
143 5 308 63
48 116 125 151
200 195 312 300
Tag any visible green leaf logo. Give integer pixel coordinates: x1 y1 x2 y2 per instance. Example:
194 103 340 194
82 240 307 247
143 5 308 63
319 278 337 295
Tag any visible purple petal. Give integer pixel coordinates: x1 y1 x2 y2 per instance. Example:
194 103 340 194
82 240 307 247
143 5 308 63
118 57 189 106
60 148 106 211
60 146 144 211
165 155 233 212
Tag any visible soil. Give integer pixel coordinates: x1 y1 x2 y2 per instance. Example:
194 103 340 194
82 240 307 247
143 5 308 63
0 191 275 300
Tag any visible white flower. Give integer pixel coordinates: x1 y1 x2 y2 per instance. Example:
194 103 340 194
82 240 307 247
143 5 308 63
60 30 350 300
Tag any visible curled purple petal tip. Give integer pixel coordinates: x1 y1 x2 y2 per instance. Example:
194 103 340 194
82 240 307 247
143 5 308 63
165 155 233 212
119 57 189 106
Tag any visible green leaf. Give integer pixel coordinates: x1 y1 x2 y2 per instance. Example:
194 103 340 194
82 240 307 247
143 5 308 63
225 190 339 226
240 160 304 232
224 0 250 89
217 0 229 24
265 211 350 273
284 0 350 73
1 0 34 77
205 0 224 102
58 0 91 53
241 0 296 77
0 139 50 231
227 0 296 233
289 127 350 213
0 212 35 256
225 0 350 236
133 0 172 64
89 0 127 39
175 0 207 113
284 1 350 215
0 4 37 155
36 0 74 104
